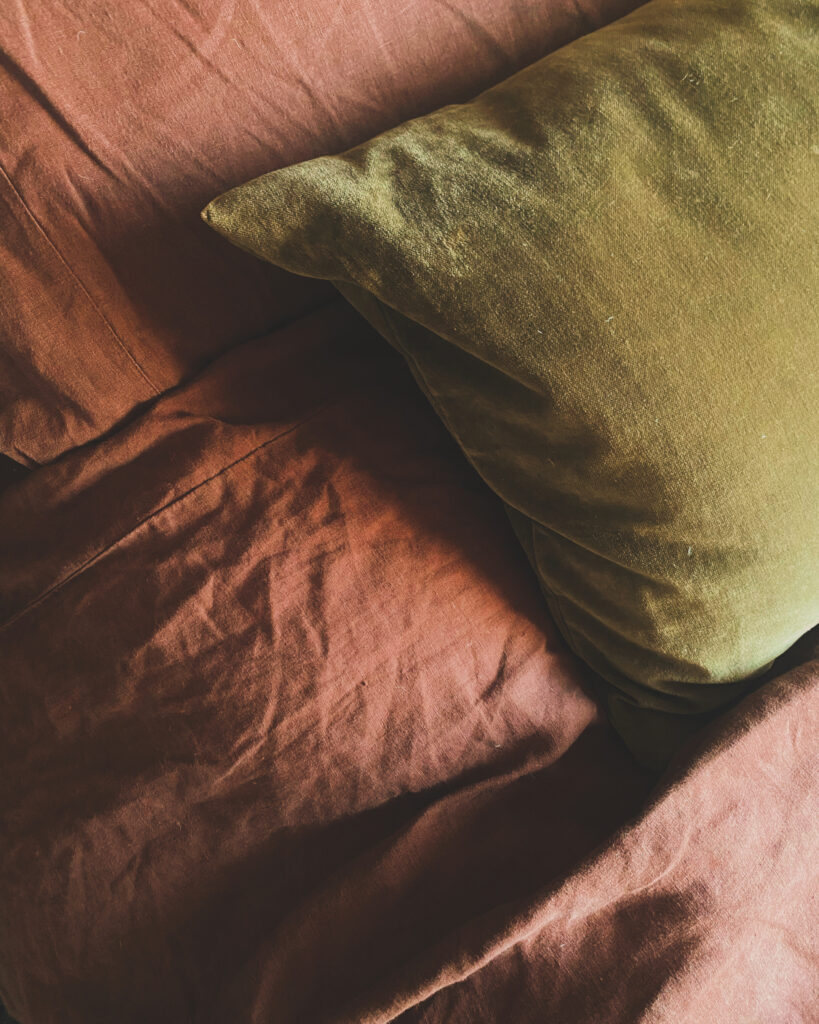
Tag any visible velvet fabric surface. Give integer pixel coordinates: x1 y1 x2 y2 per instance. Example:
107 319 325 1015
2 303 817 1023
0 0 639 466
204 0 819 767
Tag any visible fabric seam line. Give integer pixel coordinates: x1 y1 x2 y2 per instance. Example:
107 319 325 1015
0 159 161 395
0 401 346 632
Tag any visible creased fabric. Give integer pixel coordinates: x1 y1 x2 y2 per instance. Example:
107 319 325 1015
0 303 651 1022
0 0 639 464
1 0 817 1021
1 304 817 1022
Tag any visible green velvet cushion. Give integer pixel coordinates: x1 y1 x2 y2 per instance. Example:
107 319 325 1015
203 0 819 768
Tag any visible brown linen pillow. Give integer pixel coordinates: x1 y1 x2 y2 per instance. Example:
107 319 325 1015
203 0 819 766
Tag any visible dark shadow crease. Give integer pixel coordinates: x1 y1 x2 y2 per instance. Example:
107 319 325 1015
0 455 29 497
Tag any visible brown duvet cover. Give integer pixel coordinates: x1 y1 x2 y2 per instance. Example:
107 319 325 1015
2 302 816 1022
1 1 817 1021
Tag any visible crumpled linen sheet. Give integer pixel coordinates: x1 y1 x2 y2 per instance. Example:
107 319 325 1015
1 304 817 1023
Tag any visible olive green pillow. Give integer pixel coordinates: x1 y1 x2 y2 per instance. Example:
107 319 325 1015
203 0 819 768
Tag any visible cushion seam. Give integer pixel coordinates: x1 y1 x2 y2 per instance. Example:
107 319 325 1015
373 295 588 656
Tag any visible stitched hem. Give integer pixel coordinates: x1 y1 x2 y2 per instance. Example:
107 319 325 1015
0 159 161 396
0 402 346 632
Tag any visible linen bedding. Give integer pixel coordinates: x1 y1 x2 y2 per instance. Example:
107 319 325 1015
0 1 817 1022
2 303 816 1023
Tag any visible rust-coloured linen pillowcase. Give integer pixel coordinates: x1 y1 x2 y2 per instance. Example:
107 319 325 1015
203 0 819 766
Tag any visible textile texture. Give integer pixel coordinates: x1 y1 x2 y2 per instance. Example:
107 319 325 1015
0 304 651 1022
204 0 819 767
1 303 817 1022
2 0 818 1021
0 0 639 464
